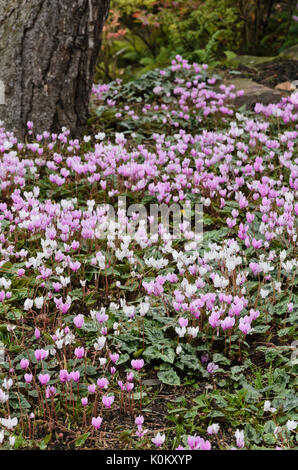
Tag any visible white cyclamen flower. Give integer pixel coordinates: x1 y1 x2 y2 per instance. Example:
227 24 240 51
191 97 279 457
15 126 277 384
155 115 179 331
207 423 220 435
0 417 18 430
34 297 44 309
24 298 33 311
286 420 297 432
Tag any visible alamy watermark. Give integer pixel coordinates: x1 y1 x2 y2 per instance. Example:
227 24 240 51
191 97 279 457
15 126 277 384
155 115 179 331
290 340 298 365
0 340 5 365
0 79 5 105
93 196 203 242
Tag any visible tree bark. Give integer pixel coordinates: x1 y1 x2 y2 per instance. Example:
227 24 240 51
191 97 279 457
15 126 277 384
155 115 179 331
0 0 110 139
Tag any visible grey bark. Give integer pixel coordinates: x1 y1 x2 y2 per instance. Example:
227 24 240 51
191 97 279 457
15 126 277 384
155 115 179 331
0 0 110 139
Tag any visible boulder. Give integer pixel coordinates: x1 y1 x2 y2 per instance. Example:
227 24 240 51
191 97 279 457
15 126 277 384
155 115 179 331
223 78 283 109
236 55 277 68
279 44 298 61
275 81 296 92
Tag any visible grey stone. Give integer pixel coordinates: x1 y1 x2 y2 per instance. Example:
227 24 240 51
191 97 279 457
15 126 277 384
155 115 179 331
223 78 283 109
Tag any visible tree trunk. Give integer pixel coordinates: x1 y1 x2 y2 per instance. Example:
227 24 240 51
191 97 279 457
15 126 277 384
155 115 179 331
0 0 110 139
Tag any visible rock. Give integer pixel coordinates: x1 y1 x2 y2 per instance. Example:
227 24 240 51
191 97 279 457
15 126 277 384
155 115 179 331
223 78 282 109
142 378 161 386
279 44 298 61
236 55 277 68
275 81 295 92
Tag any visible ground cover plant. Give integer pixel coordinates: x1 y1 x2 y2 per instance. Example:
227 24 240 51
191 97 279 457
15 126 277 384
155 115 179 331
0 56 297 450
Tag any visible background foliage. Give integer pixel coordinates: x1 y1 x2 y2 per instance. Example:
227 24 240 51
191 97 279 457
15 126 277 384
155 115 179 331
96 0 298 82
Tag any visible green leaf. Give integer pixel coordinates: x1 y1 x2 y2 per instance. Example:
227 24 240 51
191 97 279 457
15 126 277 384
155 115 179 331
157 368 180 386
75 432 90 448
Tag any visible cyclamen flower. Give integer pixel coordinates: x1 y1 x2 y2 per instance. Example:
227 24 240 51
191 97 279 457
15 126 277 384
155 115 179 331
286 420 297 432
96 311 109 323
94 336 106 351
187 326 199 338
135 416 144 426
46 386 56 398
139 302 150 316
235 429 245 448
38 374 50 386
2 378 13 390
131 359 144 371
24 374 33 384
35 297 44 309
97 377 109 389
81 397 88 407
207 362 218 374
207 423 220 435
152 432 165 447
109 353 119 364
0 416 18 430
88 384 96 394
24 299 33 311
59 369 70 383
73 314 84 328
200 439 211 450
175 326 186 338
70 370 80 382
0 388 9 403
264 400 276 413
92 416 103 430
102 395 115 408
74 347 85 359
178 317 188 328
187 435 209 450
34 349 49 361
20 358 29 370
221 316 235 330
239 318 252 335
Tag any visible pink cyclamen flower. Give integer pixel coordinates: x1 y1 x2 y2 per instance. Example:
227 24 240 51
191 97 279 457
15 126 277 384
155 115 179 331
24 373 33 383
207 362 219 374
46 386 56 398
70 370 80 382
109 353 119 364
126 382 134 392
34 349 48 361
92 416 103 430
200 439 211 450
73 314 84 328
127 372 134 382
59 369 70 383
97 377 109 389
131 359 144 371
187 435 202 450
102 395 115 408
135 416 144 426
74 347 85 359
20 359 29 370
88 384 96 394
38 373 50 386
